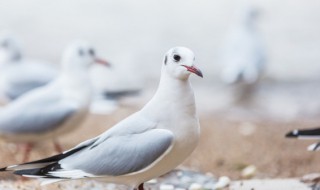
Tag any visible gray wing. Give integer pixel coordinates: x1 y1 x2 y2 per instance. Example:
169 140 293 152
59 128 174 176
5 79 52 100
0 93 78 134
4 63 57 99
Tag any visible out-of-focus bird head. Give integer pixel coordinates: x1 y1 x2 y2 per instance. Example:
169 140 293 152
62 40 110 72
162 47 203 80
0 32 22 64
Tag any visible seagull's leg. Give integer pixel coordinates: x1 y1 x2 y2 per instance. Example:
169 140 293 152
53 140 63 153
22 143 33 163
132 183 144 190
138 183 144 190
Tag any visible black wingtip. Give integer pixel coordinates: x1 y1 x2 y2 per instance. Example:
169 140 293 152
307 142 320 151
13 168 36 176
285 130 299 138
286 127 320 138
0 167 7 171
104 89 141 100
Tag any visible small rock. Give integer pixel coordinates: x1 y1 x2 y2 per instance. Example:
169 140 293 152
147 179 158 184
160 184 175 190
203 181 216 190
238 122 256 136
241 165 257 179
189 183 202 190
301 173 320 184
213 176 231 189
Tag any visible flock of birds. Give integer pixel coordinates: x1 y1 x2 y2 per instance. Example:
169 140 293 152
0 31 203 190
0 4 318 190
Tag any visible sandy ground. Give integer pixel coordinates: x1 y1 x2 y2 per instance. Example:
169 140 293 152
0 103 319 189
230 179 310 190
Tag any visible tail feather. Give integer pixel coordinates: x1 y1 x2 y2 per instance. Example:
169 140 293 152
13 162 63 178
308 142 320 151
104 89 140 100
0 144 88 172
286 127 320 139
0 135 98 184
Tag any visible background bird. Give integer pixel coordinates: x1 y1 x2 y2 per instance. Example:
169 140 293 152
0 40 109 162
286 127 320 151
0 32 58 101
221 5 266 85
0 47 202 190
220 4 266 104
89 63 142 115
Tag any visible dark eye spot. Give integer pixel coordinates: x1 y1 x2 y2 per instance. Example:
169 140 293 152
173 54 181 62
89 48 95 56
78 49 84 56
164 55 168 65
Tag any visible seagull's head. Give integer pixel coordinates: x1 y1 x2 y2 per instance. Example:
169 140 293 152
0 33 22 63
163 47 203 80
62 40 110 71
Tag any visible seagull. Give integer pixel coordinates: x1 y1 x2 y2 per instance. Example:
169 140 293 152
220 5 266 85
89 64 141 115
286 127 320 151
0 40 109 162
0 32 58 101
0 47 203 190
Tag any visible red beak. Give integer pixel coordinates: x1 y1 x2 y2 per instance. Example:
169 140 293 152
94 58 111 67
182 65 203 78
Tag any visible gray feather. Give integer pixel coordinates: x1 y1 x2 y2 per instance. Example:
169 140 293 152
2 62 57 99
60 129 173 176
0 90 77 134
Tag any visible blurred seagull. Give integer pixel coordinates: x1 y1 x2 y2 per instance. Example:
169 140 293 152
0 47 202 190
286 127 320 151
89 64 141 115
221 5 266 85
0 32 58 101
0 41 110 162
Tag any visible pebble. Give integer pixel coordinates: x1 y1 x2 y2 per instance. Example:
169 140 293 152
238 122 256 136
156 169 217 189
213 176 231 189
301 173 320 184
189 183 202 190
160 184 175 190
147 179 158 184
241 165 257 179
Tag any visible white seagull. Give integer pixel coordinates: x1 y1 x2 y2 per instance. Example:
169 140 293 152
0 40 109 162
221 5 266 85
286 127 320 151
0 33 58 101
0 47 203 190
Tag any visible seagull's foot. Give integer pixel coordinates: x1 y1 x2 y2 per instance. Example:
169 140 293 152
53 140 63 153
133 183 144 190
19 176 30 181
22 143 33 163
138 183 144 190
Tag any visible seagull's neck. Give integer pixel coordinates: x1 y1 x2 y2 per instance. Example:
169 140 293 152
142 71 196 118
58 69 92 103
60 69 91 88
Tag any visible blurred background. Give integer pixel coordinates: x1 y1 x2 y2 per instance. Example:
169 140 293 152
0 0 320 182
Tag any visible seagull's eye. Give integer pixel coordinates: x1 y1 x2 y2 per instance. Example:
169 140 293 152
89 48 95 56
78 49 84 56
173 54 181 62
